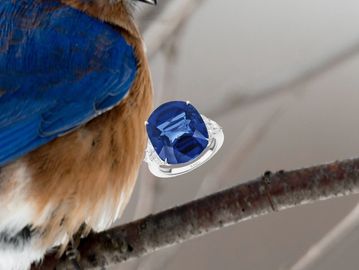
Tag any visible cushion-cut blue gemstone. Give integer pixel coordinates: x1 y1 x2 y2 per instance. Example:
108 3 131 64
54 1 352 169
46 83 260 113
146 101 209 164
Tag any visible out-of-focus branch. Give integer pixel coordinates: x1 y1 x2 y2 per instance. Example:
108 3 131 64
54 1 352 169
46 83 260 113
137 0 175 33
289 202 359 270
142 0 206 58
38 157 359 269
138 1 359 120
208 41 359 117
138 1 359 118
219 108 286 184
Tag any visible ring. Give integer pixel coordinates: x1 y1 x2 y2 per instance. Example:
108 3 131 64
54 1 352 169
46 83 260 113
144 101 224 178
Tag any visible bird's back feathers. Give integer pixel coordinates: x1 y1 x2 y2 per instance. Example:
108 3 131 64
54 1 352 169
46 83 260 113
0 0 137 166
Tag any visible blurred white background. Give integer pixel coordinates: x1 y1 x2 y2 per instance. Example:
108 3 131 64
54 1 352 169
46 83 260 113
118 0 359 269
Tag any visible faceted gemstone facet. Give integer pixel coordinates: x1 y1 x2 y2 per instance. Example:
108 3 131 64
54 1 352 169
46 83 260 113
146 101 209 164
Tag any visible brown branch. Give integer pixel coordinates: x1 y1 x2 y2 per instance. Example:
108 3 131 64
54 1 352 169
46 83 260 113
36 157 359 269
139 108 286 270
290 202 359 270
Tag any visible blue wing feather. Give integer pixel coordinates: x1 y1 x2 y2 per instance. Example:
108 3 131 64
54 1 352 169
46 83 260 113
0 0 137 166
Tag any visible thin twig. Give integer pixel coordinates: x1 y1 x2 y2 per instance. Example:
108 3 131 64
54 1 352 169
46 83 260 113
207 40 359 117
37 157 359 269
137 0 175 34
289 202 359 270
142 0 206 58
220 108 286 184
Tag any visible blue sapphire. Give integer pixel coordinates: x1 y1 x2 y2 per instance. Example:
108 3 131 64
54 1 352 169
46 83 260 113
146 101 209 164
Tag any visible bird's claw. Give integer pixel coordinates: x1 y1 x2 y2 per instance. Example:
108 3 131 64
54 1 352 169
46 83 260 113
66 247 81 270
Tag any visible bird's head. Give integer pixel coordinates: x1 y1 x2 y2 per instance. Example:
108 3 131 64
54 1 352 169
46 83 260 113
83 0 157 13
64 0 157 35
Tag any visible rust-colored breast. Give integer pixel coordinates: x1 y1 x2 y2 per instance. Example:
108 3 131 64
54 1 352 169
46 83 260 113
20 3 153 248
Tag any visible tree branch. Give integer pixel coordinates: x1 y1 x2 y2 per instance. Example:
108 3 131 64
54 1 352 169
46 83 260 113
138 108 285 270
36 157 359 269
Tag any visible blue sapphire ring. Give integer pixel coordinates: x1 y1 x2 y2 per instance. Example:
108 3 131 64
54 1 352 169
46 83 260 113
144 101 224 178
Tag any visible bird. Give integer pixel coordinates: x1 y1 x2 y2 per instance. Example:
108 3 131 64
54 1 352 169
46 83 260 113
0 0 154 269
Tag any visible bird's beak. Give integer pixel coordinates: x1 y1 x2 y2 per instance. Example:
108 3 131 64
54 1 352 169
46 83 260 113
138 0 157 5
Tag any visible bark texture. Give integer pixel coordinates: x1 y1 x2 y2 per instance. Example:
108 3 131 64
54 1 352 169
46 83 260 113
36 158 359 269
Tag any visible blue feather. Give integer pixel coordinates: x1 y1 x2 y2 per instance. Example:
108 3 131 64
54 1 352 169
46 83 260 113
0 0 138 166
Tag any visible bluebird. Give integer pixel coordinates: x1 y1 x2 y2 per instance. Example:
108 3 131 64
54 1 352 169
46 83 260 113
0 0 155 268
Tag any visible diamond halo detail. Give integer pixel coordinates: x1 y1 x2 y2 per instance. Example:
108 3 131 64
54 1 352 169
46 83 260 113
145 101 224 178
